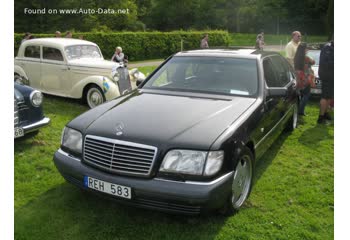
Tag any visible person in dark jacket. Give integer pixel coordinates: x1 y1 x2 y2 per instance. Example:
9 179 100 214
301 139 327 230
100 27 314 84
317 40 334 124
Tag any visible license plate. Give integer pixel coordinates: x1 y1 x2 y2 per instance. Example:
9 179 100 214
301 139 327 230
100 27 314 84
14 127 24 138
84 176 131 199
311 88 322 94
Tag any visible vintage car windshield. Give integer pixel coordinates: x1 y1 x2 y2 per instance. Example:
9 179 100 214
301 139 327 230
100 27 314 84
65 45 102 60
143 56 258 97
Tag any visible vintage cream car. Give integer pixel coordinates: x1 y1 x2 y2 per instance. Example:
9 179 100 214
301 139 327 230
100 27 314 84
15 38 129 108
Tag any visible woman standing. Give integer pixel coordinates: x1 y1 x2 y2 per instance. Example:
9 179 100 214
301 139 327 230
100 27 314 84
111 46 124 62
294 43 315 116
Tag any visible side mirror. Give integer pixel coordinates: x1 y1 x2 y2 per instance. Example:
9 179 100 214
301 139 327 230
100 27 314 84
267 87 287 97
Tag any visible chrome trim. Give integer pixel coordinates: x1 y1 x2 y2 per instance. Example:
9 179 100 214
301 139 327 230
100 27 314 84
255 103 294 149
83 135 158 176
58 148 81 162
14 98 19 127
154 171 233 186
22 117 50 133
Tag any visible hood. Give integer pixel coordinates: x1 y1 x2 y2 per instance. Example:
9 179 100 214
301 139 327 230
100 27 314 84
68 90 256 150
68 58 117 70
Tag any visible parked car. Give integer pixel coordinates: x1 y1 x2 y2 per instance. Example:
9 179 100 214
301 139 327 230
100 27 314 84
53 49 298 215
306 49 322 95
14 81 50 138
14 38 134 108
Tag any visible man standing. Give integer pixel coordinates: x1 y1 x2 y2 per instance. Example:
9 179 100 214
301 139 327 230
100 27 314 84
317 40 334 124
285 31 302 68
200 34 209 48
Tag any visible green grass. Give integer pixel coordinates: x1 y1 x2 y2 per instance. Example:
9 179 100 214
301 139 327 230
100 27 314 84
15 95 333 240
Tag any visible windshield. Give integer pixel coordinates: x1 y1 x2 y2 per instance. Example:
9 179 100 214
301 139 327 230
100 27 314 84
65 45 102 60
306 50 320 65
143 56 258 97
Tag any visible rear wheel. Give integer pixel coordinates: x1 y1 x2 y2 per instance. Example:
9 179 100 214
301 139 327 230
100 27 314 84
85 85 105 108
221 147 254 215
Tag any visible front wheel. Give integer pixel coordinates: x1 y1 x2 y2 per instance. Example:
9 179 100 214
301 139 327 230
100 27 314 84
220 147 254 215
85 85 105 108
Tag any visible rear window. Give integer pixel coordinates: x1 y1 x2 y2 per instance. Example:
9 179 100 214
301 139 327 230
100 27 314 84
24 46 40 58
143 56 258 97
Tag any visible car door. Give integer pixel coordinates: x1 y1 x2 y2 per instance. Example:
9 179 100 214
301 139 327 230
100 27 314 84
41 46 70 96
20 45 42 90
255 55 294 159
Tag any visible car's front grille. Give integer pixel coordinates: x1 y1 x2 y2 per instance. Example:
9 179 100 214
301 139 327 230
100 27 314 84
14 98 19 127
83 135 157 177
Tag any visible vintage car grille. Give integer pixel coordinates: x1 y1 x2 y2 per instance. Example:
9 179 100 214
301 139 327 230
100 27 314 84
14 98 19 127
83 135 157 177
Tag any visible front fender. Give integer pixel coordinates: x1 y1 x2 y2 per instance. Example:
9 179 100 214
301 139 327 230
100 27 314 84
14 65 29 80
70 76 120 100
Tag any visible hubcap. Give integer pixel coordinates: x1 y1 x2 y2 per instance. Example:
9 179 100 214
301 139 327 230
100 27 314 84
87 88 103 108
293 104 298 129
231 155 252 209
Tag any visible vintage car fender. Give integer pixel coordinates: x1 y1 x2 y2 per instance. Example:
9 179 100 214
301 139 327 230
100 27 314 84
70 75 120 101
14 65 29 80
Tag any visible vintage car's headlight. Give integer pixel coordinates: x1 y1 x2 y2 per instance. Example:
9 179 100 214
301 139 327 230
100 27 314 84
160 150 224 176
30 90 43 107
61 127 83 154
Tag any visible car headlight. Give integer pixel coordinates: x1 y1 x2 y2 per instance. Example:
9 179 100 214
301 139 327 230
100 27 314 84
61 127 83 154
160 150 224 176
30 90 43 107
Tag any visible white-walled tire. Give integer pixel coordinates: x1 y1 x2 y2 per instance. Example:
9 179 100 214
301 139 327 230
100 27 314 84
86 85 105 108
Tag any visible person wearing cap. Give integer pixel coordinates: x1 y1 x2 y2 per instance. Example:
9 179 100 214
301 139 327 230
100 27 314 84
111 46 125 62
21 32 31 44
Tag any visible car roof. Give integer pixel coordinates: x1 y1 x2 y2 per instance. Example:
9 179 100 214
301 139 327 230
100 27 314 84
174 49 279 59
20 38 97 48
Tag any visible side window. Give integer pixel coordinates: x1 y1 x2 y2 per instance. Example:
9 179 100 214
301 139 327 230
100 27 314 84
270 56 289 86
263 58 278 87
43 47 64 61
24 46 40 58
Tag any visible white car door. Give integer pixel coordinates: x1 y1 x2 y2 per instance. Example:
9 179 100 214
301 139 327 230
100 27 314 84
41 46 70 96
19 45 42 90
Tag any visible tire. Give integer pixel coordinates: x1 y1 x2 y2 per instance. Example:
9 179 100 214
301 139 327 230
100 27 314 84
85 85 106 108
220 147 254 215
285 103 298 132
14 74 24 84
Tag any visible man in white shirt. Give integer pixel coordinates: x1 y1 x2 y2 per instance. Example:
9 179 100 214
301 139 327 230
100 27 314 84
285 31 302 68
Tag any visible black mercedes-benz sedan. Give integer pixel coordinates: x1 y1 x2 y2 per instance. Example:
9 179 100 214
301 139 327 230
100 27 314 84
54 49 298 215
14 82 50 138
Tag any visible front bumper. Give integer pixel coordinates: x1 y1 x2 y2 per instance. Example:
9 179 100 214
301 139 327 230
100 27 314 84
22 117 50 134
53 149 233 215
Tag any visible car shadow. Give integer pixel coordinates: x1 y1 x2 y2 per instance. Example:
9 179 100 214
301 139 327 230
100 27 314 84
298 124 333 148
15 183 229 240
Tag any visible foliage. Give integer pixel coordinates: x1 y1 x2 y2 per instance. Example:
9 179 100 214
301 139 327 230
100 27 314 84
14 0 332 35
15 96 334 240
14 31 231 61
